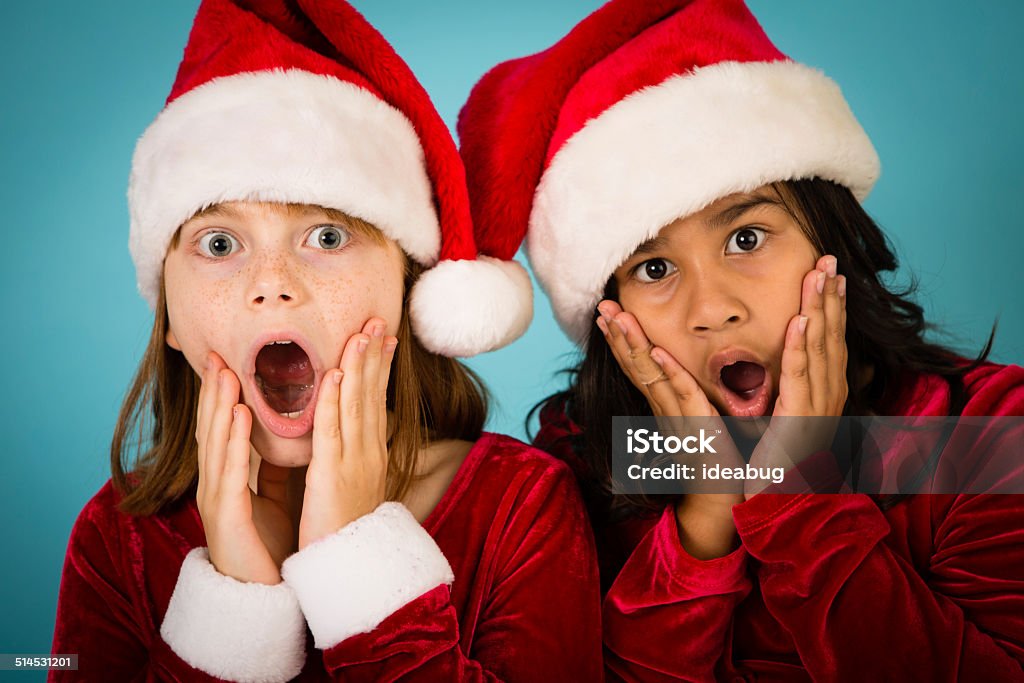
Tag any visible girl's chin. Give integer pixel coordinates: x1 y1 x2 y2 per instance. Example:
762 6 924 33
249 429 313 468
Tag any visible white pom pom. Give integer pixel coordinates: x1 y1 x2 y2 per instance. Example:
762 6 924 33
409 256 533 357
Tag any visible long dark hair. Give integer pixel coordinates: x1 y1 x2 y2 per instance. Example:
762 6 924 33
532 178 995 522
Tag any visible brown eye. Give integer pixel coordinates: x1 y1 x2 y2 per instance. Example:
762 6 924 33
726 227 765 254
306 225 350 250
199 232 239 257
634 258 676 283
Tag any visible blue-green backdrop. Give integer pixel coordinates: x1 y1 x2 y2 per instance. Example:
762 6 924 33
1 0 1021 668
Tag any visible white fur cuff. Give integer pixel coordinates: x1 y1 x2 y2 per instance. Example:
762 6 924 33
281 502 454 649
160 548 306 683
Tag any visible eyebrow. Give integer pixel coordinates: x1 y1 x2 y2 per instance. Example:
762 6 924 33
705 195 783 230
189 203 238 221
628 194 783 257
631 234 670 256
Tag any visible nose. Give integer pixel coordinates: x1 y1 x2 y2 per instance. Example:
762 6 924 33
245 252 306 309
683 270 747 334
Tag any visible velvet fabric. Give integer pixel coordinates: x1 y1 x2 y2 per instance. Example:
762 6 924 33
536 363 1024 681
50 433 602 681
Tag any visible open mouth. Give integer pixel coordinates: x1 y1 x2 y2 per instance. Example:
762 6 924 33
255 341 315 418
718 360 773 418
247 336 320 439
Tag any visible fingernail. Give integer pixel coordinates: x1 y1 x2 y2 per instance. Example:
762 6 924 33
333 370 343 384
358 338 369 353
816 271 826 294
798 316 809 334
837 275 847 297
384 340 398 353
372 324 384 338
596 317 608 335
217 370 224 387
650 349 664 366
826 256 837 278
612 317 627 334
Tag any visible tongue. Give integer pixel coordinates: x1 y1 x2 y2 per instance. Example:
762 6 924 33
255 343 315 414
256 343 313 385
721 361 766 395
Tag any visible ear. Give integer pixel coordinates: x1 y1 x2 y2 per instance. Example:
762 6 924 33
166 327 181 351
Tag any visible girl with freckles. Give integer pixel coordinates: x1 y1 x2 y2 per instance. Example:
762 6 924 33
50 2 601 682
459 0 1024 680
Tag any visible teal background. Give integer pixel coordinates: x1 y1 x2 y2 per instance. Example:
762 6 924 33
1 0 1021 667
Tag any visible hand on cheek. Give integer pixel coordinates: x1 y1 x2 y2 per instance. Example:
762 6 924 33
196 352 290 585
597 300 745 556
300 318 398 550
748 255 848 498
774 254 848 417
596 300 720 418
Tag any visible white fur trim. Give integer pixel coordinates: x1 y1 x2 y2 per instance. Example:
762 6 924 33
129 69 440 307
409 255 533 357
281 502 453 649
528 60 881 342
160 548 306 683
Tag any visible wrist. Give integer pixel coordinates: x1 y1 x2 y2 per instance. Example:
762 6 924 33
674 495 741 560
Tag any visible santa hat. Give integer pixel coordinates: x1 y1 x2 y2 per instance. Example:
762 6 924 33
458 0 879 343
129 0 531 357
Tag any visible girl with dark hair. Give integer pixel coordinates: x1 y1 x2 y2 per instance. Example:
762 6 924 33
458 0 1024 680
50 2 600 681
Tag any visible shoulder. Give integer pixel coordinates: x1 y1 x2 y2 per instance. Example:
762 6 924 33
892 361 1024 416
961 362 1024 416
70 480 126 542
67 479 202 562
472 431 577 487
442 432 585 523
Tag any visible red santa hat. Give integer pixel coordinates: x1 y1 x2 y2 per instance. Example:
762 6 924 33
458 0 879 343
129 0 531 357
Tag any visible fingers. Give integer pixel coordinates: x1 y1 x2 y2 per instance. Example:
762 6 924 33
338 330 367 460
360 319 396 451
804 258 829 409
596 300 719 418
778 313 810 415
196 351 227 462
778 254 848 416
649 347 719 417
315 317 396 467
222 404 253 492
312 368 344 474
597 301 675 414
203 367 242 492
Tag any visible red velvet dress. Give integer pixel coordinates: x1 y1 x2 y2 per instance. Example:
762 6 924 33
50 433 602 682
536 363 1024 682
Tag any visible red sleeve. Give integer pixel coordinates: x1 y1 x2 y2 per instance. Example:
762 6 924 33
49 490 224 682
603 505 752 682
732 490 1024 681
725 364 1024 681
290 464 603 682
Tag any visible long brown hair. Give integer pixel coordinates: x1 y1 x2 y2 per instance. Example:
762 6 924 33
532 178 994 521
112 210 488 515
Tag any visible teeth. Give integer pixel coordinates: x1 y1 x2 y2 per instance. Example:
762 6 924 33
279 409 304 419
268 340 293 346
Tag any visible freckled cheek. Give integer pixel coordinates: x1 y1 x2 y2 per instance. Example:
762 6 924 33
165 278 236 368
317 265 404 339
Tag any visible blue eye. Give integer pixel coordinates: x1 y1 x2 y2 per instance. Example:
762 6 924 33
726 227 766 254
306 225 350 250
198 232 239 258
634 258 677 283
